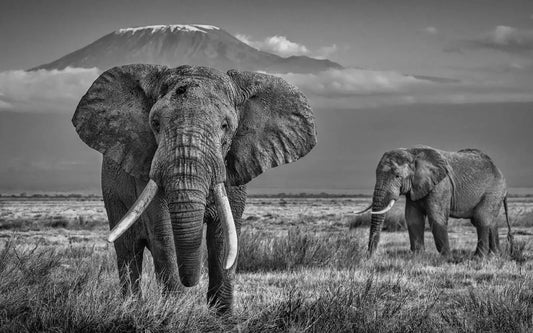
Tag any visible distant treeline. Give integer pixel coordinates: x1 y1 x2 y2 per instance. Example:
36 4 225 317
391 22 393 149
1 192 532 199
247 192 372 198
0 193 103 200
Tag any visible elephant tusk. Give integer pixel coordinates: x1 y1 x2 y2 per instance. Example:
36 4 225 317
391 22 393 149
107 179 158 243
371 200 396 215
213 183 238 270
353 204 372 215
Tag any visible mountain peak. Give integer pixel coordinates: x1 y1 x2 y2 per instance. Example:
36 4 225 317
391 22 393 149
31 24 342 73
115 24 220 34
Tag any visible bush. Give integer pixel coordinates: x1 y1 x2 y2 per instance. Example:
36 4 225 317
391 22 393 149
237 228 364 272
347 210 406 232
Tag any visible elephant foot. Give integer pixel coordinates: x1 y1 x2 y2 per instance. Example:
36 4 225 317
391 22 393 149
473 248 489 259
410 246 425 255
207 295 232 316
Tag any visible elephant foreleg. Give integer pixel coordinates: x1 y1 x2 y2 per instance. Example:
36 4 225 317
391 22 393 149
104 194 145 295
405 200 426 253
206 219 237 314
146 196 181 292
115 238 145 295
205 185 245 315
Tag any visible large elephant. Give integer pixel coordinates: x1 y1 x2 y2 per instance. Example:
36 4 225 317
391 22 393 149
72 64 316 313
356 146 511 257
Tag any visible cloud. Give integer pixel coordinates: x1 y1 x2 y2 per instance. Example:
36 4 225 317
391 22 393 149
271 67 533 108
0 67 100 113
458 25 533 54
423 26 438 35
277 68 431 97
236 34 337 59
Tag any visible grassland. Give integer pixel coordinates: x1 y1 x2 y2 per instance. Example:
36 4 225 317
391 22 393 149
0 196 532 332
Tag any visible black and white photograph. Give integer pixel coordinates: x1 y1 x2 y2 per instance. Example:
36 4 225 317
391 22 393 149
0 0 532 331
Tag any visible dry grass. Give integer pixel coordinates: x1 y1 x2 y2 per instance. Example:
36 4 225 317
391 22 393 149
0 196 532 332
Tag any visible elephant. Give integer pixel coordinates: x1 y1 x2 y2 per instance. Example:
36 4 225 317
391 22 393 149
72 64 316 314
355 146 512 257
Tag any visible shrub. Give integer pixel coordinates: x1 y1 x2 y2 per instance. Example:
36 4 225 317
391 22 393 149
237 228 364 272
347 210 406 232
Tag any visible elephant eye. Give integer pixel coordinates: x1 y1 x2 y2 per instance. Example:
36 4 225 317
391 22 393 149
176 85 187 95
151 118 160 133
159 83 169 98
221 121 229 131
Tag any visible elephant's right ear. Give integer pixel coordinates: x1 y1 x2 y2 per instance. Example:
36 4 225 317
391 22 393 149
409 147 448 200
72 64 167 178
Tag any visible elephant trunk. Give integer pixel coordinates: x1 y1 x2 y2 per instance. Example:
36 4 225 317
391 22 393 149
166 188 206 287
161 132 217 287
368 186 387 254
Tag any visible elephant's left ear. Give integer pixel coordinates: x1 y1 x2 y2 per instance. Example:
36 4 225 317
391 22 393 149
225 70 317 185
409 147 448 201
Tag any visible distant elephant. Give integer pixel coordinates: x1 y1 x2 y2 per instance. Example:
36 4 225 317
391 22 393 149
355 146 511 257
72 64 316 314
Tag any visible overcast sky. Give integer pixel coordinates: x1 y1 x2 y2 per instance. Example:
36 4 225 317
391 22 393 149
1 0 532 73
0 0 532 192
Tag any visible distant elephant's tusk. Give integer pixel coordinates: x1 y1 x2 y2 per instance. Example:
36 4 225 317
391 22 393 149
213 183 238 270
353 204 372 215
107 179 159 243
371 200 396 215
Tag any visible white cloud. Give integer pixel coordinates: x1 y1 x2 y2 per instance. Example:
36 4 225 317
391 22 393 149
314 44 338 59
466 25 533 53
271 67 533 108
277 68 431 97
424 26 438 35
236 33 337 59
0 67 100 113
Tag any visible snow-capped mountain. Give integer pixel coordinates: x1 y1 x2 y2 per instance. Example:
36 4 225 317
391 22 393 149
32 24 342 73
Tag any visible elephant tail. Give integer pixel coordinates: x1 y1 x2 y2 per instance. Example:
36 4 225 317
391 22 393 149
503 195 514 249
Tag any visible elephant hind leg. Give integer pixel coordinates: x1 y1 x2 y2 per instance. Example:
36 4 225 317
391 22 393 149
472 216 490 258
488 225 501 255
473 194 503 257
428 216 451 256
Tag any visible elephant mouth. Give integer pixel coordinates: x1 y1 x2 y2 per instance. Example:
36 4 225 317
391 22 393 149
107 180 238 270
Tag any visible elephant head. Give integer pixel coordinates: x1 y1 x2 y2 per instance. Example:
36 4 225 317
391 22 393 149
355 146 448 254
73 64 316 285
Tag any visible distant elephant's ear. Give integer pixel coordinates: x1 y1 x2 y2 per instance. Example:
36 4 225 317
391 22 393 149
225 70 317 185
409 147 448 200
72 64 168 178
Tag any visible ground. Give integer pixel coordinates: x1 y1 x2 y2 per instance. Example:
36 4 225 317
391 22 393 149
0 195 532 332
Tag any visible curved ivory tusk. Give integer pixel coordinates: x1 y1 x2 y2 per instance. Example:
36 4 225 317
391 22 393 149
353 204 372 215
371 200 396 215
213 183 238 270
107 179 158 243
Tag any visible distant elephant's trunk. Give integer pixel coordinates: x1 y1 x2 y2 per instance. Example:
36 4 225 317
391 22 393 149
368 186 388 254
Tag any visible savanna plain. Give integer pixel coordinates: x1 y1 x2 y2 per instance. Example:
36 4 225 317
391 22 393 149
0 194 532 332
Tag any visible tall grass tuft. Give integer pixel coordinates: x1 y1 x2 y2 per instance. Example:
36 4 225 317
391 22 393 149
237 228 364 272
347 210 406 232
0 240 229 332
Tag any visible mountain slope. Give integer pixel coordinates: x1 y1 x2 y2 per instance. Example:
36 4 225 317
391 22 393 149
32 24 342 73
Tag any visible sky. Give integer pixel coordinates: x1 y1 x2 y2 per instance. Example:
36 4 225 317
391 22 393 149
0 0 532 193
